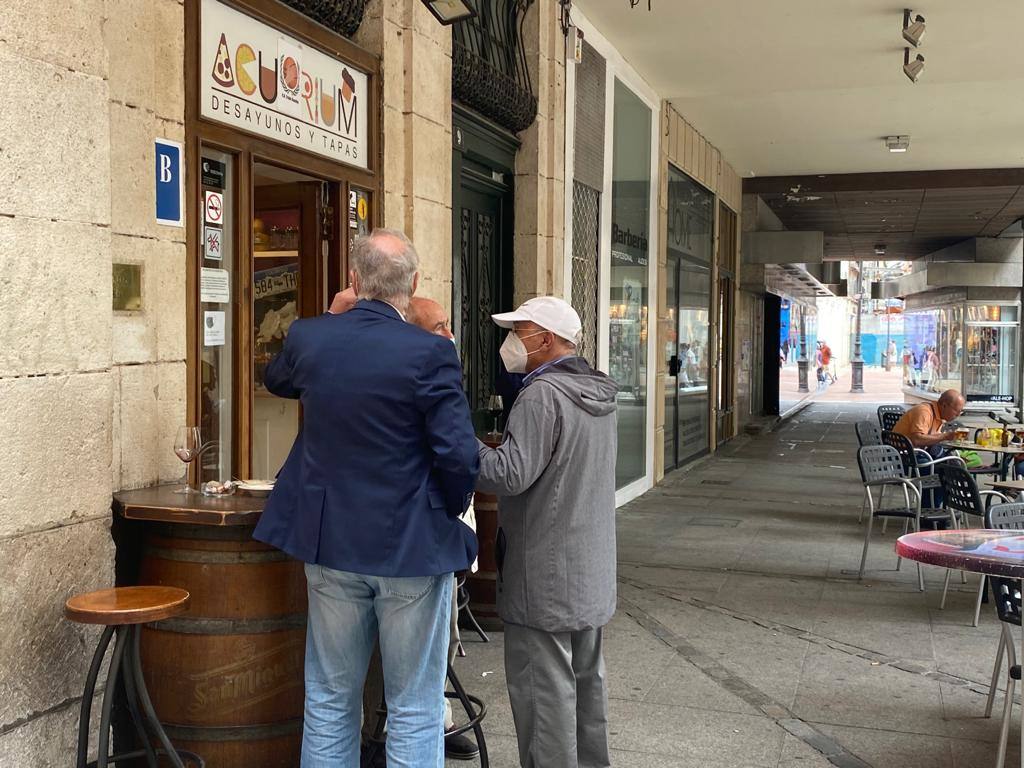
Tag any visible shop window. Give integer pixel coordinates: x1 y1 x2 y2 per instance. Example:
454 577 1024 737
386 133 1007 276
610 79 651 488
965 305 1018 402
903 306 963 394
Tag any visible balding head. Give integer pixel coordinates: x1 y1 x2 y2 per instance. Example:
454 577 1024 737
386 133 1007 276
349 228 420 313
938 389 965 421
408 297 453 339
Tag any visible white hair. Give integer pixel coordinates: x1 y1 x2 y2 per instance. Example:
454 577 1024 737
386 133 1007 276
351 228 419 308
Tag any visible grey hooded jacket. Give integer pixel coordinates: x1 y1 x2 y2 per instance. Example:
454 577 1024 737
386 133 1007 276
477 357 618 633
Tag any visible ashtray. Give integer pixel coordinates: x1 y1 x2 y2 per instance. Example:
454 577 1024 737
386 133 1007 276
201 480 237 497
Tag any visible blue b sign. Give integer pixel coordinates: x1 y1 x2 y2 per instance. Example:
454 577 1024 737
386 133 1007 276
155 139 184 227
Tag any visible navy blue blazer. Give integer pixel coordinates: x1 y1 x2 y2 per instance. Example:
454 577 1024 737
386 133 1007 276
253 300 479 577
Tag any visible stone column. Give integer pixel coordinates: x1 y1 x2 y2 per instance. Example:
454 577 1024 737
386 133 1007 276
514 0 566 305
355 0 454 310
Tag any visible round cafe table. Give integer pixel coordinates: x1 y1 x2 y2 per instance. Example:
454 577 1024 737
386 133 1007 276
897 530 1024 765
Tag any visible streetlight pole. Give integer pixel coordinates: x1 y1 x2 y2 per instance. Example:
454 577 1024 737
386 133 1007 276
797 313 809 393
850 267 865 393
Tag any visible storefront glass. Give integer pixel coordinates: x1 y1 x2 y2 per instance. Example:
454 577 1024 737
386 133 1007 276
902 306 962 393
198 148 235 483
965 305 1019 402
610 79 652 488
663 165 713 468
902 303 1019 403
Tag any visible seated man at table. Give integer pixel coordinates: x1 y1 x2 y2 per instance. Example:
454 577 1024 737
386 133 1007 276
893 389 965 509
892 389 965 456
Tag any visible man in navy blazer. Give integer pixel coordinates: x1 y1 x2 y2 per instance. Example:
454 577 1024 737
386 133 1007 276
253 228 479 768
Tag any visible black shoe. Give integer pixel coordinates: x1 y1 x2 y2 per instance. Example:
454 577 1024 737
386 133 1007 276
445 731 480 761
361 741 387 768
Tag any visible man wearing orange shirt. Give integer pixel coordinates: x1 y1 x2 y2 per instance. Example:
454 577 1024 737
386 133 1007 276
892 389 965 452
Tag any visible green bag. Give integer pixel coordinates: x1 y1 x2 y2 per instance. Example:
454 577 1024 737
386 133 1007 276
957 450 984 469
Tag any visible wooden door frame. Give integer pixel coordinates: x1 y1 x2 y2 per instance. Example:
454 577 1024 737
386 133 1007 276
184 0 381 479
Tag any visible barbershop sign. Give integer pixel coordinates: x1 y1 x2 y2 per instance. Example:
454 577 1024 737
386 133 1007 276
200 0 368 168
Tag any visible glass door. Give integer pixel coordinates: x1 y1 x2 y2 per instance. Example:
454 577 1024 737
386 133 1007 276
250 163 327 480
664 255 680 468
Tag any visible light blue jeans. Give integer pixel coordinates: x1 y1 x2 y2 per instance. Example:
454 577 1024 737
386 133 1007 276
301 564 453 768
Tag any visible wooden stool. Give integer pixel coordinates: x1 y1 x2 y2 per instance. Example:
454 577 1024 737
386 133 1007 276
65 586 203 768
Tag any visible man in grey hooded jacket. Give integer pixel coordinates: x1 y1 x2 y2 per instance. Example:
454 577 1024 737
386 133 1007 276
477 297 618 768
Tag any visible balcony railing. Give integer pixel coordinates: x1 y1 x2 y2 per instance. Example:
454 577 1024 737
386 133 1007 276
453 0 538 134
281 0 368 38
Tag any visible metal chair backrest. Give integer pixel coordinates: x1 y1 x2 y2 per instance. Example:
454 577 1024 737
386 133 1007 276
880 429 918 475
856 420 882 447
857 445 905 484
877 404 906 432
937 463 985 519
985 502 1024 626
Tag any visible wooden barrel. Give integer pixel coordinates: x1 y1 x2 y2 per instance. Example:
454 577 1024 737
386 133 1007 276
466 435 503 630
138 523 306 767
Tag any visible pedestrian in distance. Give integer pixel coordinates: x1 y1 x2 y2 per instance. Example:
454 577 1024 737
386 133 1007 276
477 296 619 768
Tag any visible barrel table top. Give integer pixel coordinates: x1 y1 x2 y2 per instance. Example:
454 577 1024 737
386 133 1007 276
896 530 1024 579
113 484 267 527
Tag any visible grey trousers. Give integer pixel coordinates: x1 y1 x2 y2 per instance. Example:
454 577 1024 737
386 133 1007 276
504 623 611 768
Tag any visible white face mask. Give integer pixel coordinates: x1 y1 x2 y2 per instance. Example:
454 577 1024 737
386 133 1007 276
500 331 544 374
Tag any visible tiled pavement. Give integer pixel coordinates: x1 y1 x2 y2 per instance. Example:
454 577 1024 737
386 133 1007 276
450 403 1019 768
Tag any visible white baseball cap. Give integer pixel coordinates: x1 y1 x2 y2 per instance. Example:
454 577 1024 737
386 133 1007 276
492 296 582 345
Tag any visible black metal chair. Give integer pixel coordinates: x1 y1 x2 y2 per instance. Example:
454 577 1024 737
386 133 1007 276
856 420 882 447
877 404 906 432
937 464 1011 624
983 502 1024 768
857 445 944 590
882 429 965 512
456 574 489 649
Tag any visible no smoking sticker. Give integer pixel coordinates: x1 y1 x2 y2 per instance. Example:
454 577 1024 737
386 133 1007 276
204 191 224 224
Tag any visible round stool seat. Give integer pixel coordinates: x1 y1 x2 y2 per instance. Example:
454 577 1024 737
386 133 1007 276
65 586 189 626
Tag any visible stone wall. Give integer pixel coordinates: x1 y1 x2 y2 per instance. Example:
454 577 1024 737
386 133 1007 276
514 0 567 305
355 0 454 311
0 0 186 763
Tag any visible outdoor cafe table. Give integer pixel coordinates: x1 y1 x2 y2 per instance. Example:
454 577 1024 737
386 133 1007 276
942 440 1024 481
897 530 1024 765
988 479 1024 497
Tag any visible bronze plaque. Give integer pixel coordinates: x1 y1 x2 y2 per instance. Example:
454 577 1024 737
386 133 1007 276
112 263 143 311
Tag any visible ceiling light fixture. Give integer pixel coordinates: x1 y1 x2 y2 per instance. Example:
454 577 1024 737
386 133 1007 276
884 135 910 152
902 9 926 47
420 0 476 25
903 48 925 82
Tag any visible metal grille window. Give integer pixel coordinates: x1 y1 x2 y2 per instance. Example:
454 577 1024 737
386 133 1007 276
452 0 538 133
572 181 600 367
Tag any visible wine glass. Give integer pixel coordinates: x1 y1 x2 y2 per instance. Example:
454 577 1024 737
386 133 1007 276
487 395 504 436
173 426 202 494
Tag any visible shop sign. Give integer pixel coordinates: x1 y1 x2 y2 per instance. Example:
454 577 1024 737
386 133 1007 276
154 139 184 227
967 394 1015 403
611 224 648 267
201 158 225 189
200 0 369 169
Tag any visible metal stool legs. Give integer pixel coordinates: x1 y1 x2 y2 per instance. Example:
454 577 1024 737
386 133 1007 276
458 581 490 644
445 665 489 768
364 663 488 767
75 624 203 768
